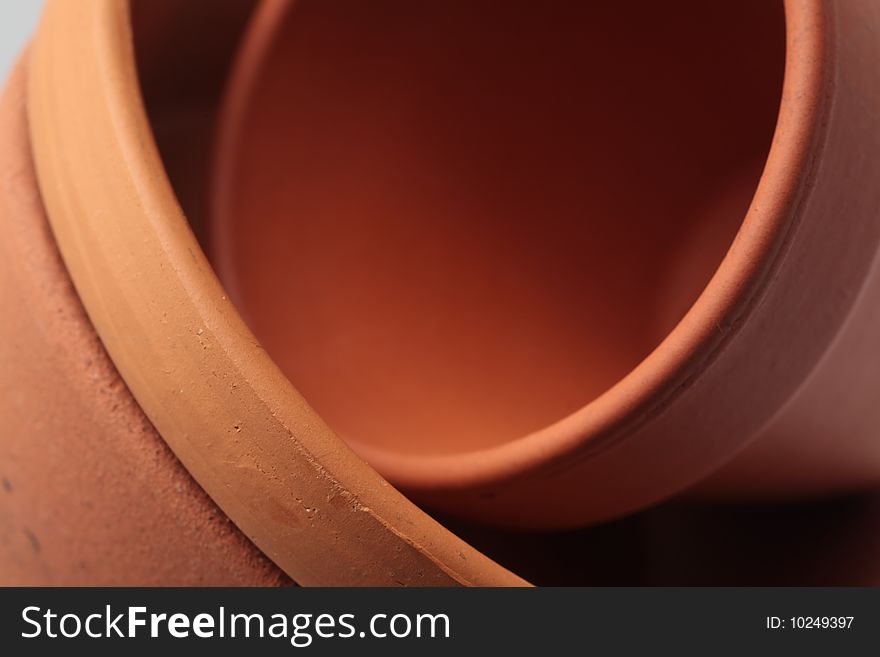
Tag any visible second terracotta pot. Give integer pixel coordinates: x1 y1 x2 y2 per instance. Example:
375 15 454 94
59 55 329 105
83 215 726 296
207 0 880 528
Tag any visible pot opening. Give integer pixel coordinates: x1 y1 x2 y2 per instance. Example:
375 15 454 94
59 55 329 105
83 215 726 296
208 0 785 457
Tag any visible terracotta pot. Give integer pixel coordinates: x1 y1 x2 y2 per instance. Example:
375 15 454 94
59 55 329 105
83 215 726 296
6 0 525 586
209 0 880 529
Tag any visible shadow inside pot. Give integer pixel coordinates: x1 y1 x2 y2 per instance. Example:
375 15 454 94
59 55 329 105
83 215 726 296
132 0 259 243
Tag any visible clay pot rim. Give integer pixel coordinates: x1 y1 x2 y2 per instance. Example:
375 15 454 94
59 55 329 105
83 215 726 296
26 0 527 585
212 0 831 491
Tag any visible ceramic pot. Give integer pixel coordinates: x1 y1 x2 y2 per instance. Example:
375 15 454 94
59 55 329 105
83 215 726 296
209 0 880 529
7 0 525 586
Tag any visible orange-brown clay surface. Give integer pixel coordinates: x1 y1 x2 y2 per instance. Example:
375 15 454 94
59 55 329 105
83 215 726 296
3 0 880 586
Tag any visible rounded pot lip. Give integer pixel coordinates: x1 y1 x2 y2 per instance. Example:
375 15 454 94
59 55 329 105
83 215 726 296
26 0 527 585
211 0 833 492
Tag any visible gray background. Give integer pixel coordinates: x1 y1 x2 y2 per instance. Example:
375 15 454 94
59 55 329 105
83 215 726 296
0 2 43 81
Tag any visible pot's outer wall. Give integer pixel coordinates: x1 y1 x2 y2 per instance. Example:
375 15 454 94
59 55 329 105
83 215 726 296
693 0 880 499
0 57 289 586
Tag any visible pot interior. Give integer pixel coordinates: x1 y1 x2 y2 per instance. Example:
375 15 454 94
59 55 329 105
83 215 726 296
207 0 785 457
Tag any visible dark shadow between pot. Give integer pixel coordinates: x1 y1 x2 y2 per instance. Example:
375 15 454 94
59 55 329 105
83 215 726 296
442 491 880 586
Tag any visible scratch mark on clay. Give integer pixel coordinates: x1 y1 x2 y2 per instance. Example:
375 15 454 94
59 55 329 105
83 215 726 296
23 528 41 553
